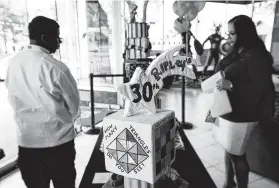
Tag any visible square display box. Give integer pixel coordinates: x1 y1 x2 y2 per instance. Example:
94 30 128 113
103 109 176 184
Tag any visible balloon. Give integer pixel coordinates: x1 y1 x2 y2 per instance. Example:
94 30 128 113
174 17 190 33
117 44 197 117
193 1 206 12
185 9 198 21
173 1 190 17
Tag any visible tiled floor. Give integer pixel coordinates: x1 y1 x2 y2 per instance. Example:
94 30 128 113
184 126 279 188
0 83 18 164
0 132 99 188
1 87 279 188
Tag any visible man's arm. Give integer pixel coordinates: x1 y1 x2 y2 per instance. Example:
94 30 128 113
57 68 81 122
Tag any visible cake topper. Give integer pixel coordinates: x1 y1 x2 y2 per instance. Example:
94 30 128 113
125 0 138 23
117 44 197 117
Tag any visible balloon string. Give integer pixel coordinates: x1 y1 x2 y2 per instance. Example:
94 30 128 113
162 0 165 50
185 27 189 57
251 0 255 18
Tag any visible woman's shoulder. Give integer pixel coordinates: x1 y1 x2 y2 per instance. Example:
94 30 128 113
245 48 269 57
244 49 273 69
245 48 272 61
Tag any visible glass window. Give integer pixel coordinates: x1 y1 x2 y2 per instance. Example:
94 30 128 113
0 0 83 170
190 2 251 50
56 0 81 80
26 0 82 80
25 0 60 58
26 0 57 21
0 0 29 167
250 0 276 51
86 0 113 85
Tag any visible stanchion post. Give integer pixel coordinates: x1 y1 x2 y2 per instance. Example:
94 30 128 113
84 73 124 135
180 27 193 130
85 73 100 135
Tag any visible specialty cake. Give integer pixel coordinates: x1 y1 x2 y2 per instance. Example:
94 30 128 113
123 22 153 83
124 22 151 60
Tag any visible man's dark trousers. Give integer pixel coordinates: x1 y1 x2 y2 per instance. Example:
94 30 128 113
18 140 76 188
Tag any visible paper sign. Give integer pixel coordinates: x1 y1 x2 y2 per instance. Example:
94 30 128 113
201 71 224 93
211 90 232 118
92 172 112 184
201 71 232 117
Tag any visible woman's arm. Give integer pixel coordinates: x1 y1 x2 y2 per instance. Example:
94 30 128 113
248 52 272 94
238 51 273 104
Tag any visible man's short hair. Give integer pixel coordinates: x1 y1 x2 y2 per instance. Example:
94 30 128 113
28 16 59 40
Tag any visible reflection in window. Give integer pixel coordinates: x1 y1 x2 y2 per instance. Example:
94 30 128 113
250 0 276 51
0 0 28 166
26 0 57 21
122 0 184 55
25 0 60 59
0 0 29 55
86 0 113 85
56 0 81 80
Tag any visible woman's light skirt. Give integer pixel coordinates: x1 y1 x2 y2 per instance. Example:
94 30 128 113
212 117 258 155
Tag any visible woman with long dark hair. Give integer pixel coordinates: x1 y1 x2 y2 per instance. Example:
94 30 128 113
215 15 275 188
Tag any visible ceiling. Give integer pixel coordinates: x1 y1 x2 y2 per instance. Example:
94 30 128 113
207 0 263 5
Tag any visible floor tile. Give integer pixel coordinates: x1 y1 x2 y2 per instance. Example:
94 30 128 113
249 172 263 184
0 133 98 188
0 170 25 188
1 84 279 188
206 166 225 188
184 126 213 137
214 163 263 183
249 178 279 188
186 130 217 149
196 144 225 166
202 160 212 168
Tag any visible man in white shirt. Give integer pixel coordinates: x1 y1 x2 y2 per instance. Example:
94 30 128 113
5 16 80 188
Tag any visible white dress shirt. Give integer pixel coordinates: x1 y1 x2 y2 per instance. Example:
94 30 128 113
5 45 80 148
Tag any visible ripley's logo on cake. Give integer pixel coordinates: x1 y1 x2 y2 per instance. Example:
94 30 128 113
106 125 150 174
150 56 192 82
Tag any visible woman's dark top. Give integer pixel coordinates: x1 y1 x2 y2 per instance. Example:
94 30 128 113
215 48 275 122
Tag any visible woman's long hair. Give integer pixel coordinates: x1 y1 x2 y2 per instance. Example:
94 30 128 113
229 15 269 55
216 15 273 71
228 15 273 65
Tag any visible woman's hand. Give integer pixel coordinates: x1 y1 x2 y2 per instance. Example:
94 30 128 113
216 78 233 91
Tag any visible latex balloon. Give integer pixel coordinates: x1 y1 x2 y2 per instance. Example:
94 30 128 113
195 1 206 12
181 1 199 21
117 44 197 117
174 17 190 33
185 9 198 21
173 1 190 17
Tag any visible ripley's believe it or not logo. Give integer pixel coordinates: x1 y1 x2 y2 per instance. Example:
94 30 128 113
117 44 196 117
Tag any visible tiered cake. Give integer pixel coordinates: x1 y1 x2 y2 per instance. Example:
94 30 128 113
124 22 153 83
125 22 150 59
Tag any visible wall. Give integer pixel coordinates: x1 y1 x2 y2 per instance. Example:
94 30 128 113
271 1 279 70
